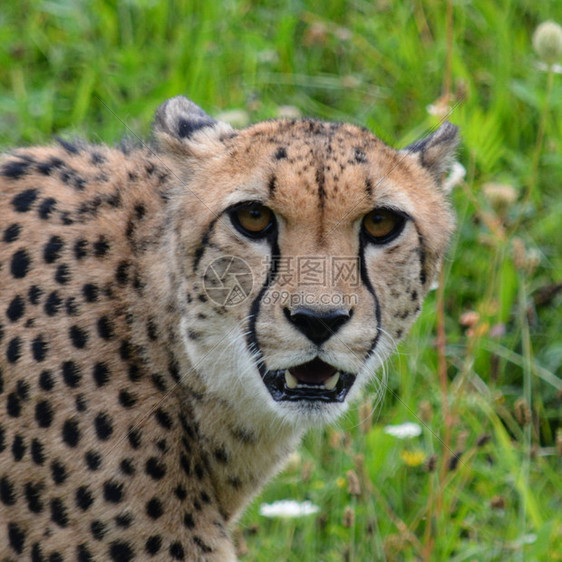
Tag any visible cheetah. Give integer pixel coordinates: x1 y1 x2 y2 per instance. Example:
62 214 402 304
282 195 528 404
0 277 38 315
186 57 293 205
0 96 458 561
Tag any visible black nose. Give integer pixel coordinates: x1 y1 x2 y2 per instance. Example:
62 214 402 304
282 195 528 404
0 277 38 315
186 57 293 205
283 307 352 345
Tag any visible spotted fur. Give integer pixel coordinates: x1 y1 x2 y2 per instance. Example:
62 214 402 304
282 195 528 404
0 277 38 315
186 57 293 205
0 96 458 560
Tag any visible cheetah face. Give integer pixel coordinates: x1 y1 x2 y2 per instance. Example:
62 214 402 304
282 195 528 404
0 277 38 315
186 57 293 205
155 97 458 427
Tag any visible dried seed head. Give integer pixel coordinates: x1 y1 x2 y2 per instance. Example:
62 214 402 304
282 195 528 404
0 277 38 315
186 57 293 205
533 21 562 65
556 430 562 456
476 433 492 447
448 450 463 471
425 454 438 472
343 505 355 528
514 398 532 425
358 397 374 434
482 182 518 215
490 495 506 510
346 469 361 497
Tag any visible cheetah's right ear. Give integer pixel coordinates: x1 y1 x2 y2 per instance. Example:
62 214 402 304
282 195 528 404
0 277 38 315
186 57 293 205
152 96 235 156
401 121 460 187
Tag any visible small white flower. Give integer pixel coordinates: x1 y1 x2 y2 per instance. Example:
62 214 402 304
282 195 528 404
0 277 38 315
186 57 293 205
442 161 466 193
259 500 320 518
383 422 422 439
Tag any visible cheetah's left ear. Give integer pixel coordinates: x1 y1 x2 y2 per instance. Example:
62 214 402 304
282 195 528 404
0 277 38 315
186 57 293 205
402 122 460 186
152 96 234 156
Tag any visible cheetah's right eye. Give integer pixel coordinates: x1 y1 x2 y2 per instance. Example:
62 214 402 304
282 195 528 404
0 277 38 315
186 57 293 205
229 203 275 239
362 207 407 244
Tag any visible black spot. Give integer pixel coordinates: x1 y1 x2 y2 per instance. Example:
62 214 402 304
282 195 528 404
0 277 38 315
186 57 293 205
38 197 57 219
75 393 87 412
85 450 102 470
115 513 133 528
119 340 132 360
28 285 43 305
1 475 17 505
82 283 99 302
16 379 30 400
115 260 131 285
94 412 113 440
97 316 114 340
145 535 162 555
65 296 79 316
93 362 111 387
104 480 124 503
91 520 107 541
109 541 135 562
193 536 213 554
12 188 38 212
12 433 26 460
55 263 71 284
155 408 173 430
93 235 111 257
31 543 45 562
6 336 22 363
74 239 88 259
145 457 166 480
274 146 287 159
127 426 142 449
174 485 187 500
77 544 94 562
151 373 167 392
11 248 31 278
32 335 48 362
200 490 211 504
147 318 158 341
35 400 53 427
25 481 45 513
180 452 191 475
62 360 82 387
50 497 69 527
8 521 26 553
62 417 80 447
146 497 164 519
268 174 277 194
3 223 22 242
45 291 63 316
76 486 94 511
120 458 135 476
183 512 195 529
69 325 88 348
118 389 137 408
43 235 64 263
170 542 185 560
29 438 45 466
57 138 80 154
51 460 68 484
0 424 4 452
7 391 21 417
6 294 25 325
3 157 32 179
39 370 55 391
214 447 228 464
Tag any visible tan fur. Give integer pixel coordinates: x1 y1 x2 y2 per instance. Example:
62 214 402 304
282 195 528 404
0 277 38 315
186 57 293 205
0 97 457 560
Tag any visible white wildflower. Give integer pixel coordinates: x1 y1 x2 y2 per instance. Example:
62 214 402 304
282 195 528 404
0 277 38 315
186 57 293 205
259 500 320 518
383 422 422 439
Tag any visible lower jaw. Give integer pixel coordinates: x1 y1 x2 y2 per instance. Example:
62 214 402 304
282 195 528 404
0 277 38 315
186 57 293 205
262 371 356 403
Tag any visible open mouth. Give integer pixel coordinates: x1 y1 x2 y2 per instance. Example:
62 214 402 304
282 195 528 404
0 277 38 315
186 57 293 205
262 357 356 403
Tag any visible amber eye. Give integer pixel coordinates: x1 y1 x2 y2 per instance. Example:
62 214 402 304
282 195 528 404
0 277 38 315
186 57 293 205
362 208 406 244
230 203 275 239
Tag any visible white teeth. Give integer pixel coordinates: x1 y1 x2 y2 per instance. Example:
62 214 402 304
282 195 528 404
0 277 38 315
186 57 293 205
324 372 340 390
284 370 299 389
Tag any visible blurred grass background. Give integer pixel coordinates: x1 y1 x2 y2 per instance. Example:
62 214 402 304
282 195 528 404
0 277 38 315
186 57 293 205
1 0 561 560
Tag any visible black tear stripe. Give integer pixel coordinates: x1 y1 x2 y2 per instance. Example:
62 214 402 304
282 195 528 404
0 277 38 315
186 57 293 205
412 223 427 286
268 174 277 196
365 178 373 199
192 215 221 273
359 236 382 357
246 238 281 379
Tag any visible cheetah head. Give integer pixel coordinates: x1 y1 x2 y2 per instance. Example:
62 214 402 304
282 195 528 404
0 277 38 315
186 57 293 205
153 96 459 428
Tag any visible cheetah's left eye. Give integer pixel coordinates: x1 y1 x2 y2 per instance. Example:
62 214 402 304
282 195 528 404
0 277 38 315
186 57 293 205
362 208 407 244
229 203 275 239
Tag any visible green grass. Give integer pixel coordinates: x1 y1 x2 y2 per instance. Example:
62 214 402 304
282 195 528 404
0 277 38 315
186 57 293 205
2 1 561 560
